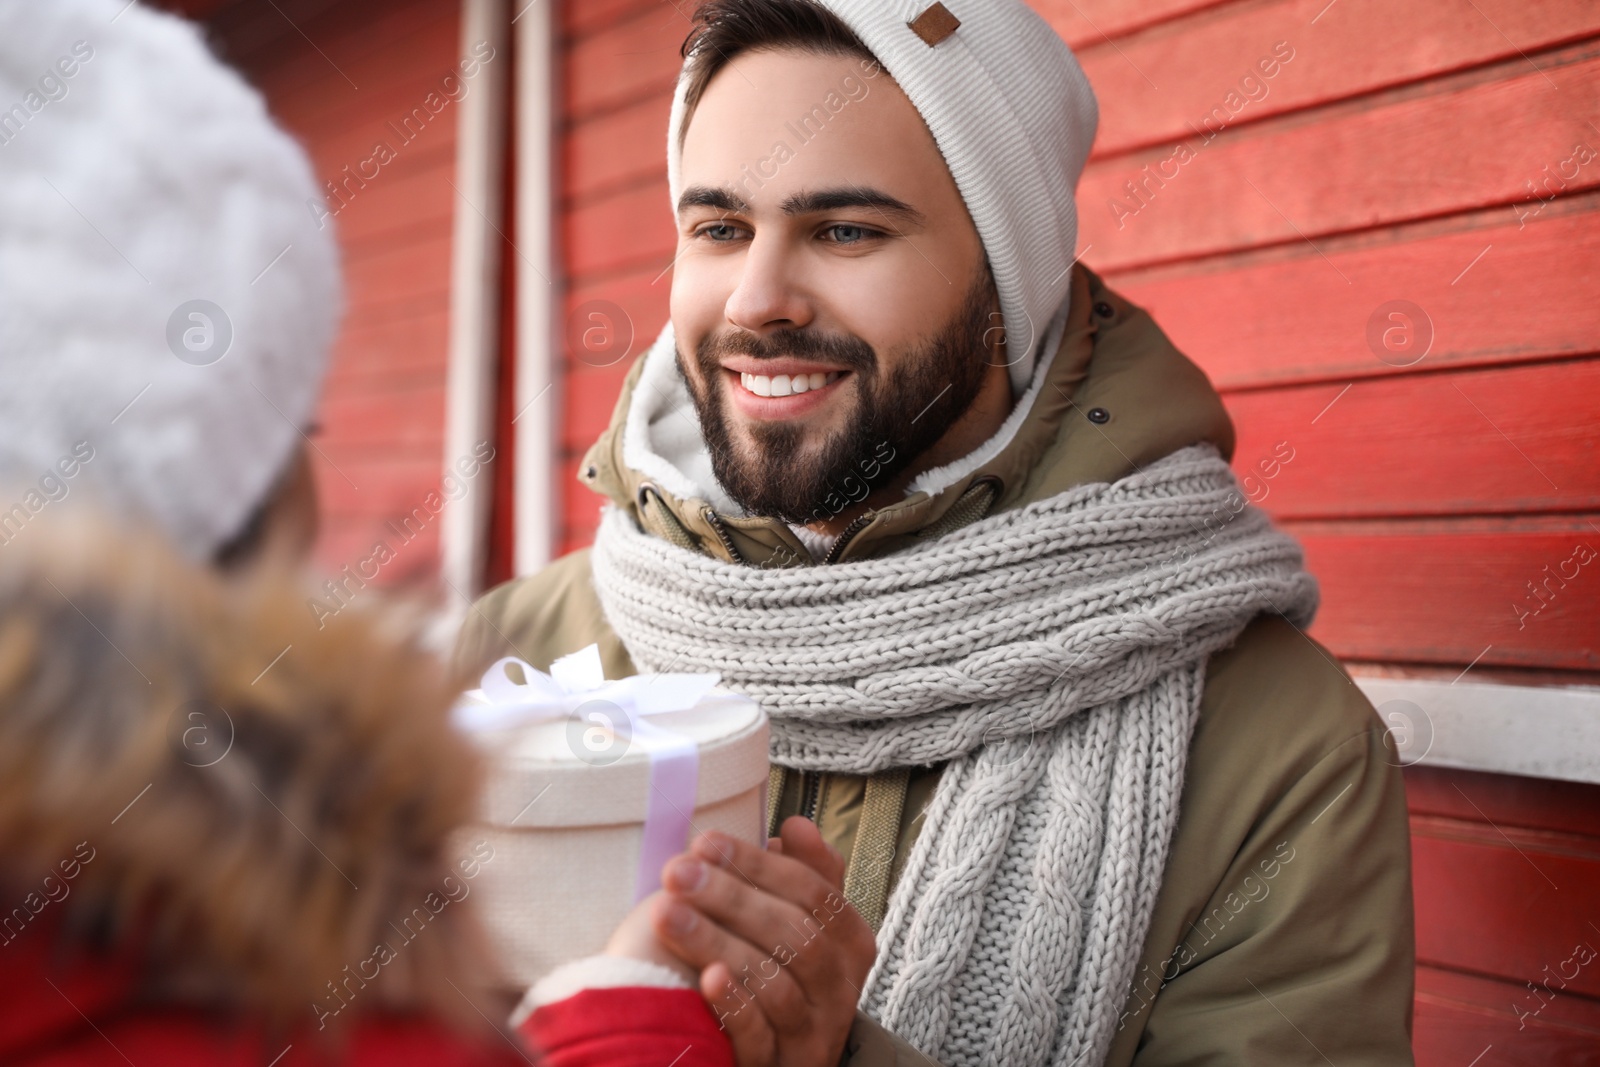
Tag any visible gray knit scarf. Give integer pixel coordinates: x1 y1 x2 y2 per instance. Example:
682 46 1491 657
590 442 1320 1067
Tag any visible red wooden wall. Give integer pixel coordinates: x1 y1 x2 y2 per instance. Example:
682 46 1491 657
208 0 465 588
1065 4 1600 1056
557 1 1600 1062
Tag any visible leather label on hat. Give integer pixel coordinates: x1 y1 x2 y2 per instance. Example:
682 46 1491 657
908 2 960 46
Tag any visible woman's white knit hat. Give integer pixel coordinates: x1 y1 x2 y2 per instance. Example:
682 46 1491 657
665 0 1098 395
0 0 340 560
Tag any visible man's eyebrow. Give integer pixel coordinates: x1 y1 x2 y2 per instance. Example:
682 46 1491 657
677 186 750 215
676 185 926 227
780 188 926 227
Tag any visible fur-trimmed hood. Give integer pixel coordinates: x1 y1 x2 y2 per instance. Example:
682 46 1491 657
0 516 504 1046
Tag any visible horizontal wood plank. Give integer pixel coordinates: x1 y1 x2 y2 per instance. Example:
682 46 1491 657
315 380 446 450
1292 516 1600 669
329 310 451 382
322 364 450 403
1034 0 1236 50
558 268 670 445
313 521 440 587
316 461 451 501
558 0 1249 126
1077 44 1600 271
562 0 664 43
340 215 455 279
236 6 471 135
1411 815 1600 998
299 123 458 226
281 74 467 169
563 95 671 206
564 179 676 281
339 276 453 336
340 229 454 307
1405 765 1600 845
1226 358 1600 519
1112 197 1600 389
1080 0 1600 159
560 363 637 457
564 5 686 121
558 451 604 554
1415 964 1600 1066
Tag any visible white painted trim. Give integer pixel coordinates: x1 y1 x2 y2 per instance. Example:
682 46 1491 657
1356 676 1600 785
441 0 510 600
512 0 558 576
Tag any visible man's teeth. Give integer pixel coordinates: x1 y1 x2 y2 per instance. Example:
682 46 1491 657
739 371 840 398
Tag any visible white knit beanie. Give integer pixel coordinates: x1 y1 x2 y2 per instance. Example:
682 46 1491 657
666 0 1098 395
0 0 340 561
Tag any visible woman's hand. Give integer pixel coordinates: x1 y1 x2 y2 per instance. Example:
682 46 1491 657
603 888 700 984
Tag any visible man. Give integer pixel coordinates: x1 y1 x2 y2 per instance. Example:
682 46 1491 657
456 2 1415 1066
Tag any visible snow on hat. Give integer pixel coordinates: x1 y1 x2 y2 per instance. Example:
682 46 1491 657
666 0 1098 396
0 0 340 560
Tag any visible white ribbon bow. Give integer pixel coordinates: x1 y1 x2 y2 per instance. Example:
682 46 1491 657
455 644 721 903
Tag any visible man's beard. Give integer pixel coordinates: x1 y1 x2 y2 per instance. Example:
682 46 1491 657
679 267 996 526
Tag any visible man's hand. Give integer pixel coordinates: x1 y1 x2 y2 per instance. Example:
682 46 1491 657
650 815 877 1067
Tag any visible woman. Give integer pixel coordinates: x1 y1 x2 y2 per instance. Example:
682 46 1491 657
0 517 733 1066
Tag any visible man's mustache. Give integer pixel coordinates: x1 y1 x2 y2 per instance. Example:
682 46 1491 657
699 329 877 373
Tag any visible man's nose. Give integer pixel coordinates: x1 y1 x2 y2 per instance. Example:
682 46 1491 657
724 234 813 335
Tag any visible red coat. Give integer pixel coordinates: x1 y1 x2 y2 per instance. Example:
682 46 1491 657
0 914 733 1067
0 528 732 1067
0 531 735 1067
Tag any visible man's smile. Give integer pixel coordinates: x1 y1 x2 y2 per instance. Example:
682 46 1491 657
719 356 854 419
737 369 843 397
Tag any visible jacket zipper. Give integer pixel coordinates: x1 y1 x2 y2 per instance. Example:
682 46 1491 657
801 770 822 821
822 511 875 565
701 507 744 564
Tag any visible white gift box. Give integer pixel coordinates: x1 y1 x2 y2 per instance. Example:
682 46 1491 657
453 646 769 987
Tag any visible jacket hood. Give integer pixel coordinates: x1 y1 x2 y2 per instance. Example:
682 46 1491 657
578 264 1236 565
0 517 504 1049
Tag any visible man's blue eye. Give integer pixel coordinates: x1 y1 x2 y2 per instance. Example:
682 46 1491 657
828 225 873 243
